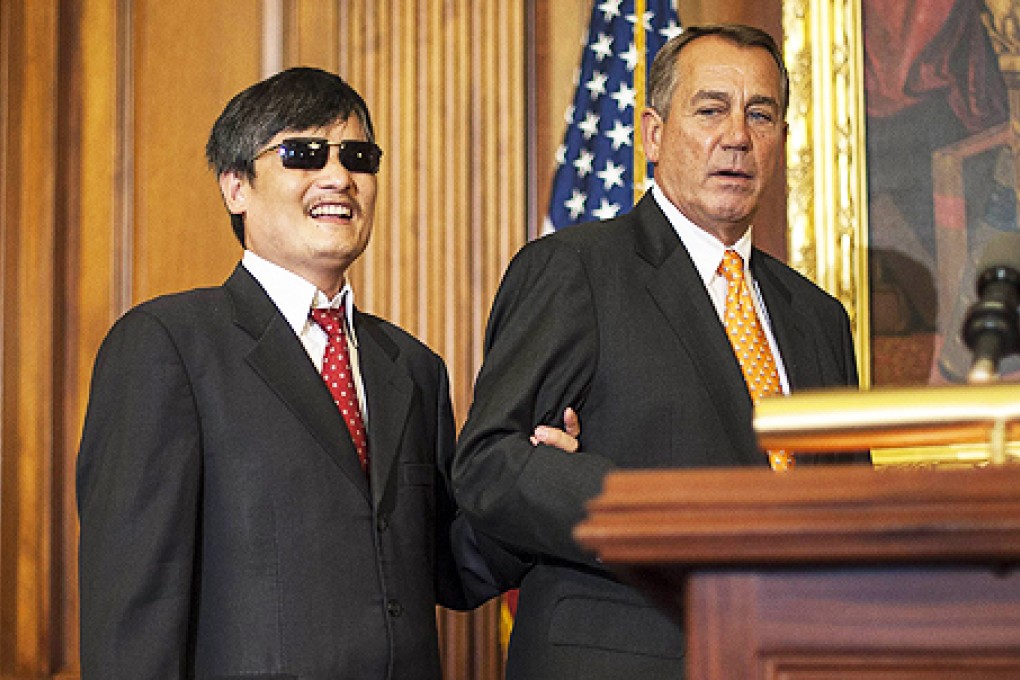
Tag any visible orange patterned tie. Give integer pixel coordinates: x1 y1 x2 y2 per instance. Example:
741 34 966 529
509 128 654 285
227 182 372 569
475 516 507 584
717 250 793 471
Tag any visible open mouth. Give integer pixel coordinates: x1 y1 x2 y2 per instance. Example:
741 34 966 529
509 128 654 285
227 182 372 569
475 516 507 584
309 203 354 219
712 169 753 180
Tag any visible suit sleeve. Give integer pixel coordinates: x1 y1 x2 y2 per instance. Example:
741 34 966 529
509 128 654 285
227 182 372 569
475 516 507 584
451 238 616 567
434 358 532 609
76 309 200 679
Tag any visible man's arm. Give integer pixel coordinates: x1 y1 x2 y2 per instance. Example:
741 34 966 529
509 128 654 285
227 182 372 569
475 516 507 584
435 293 584 608
77 310 200 679
451 239 615 567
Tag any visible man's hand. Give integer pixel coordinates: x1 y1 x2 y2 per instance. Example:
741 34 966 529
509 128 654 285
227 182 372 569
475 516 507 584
529 407 580 453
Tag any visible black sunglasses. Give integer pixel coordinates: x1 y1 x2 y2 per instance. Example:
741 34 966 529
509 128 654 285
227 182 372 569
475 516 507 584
256 137 383 174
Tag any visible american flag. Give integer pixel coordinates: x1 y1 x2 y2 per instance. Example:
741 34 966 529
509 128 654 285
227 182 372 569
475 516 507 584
544 0 681 234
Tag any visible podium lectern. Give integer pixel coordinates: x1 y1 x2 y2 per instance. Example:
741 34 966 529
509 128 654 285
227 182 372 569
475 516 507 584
574 386 1020 679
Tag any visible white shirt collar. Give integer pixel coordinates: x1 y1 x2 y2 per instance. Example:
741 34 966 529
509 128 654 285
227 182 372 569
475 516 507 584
650 183 754 285
241 250 358 344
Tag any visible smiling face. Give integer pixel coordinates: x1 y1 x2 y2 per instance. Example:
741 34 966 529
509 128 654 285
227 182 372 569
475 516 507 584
641 35 786 245
219 114 377 297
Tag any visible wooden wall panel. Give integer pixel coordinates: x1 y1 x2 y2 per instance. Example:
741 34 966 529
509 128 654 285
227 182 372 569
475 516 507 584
329 2 528 677
1 1 60 677
315 1 527 431
130 1 261 303
285 1 339 70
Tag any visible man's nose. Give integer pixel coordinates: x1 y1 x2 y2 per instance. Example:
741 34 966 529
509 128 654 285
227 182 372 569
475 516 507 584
317 149 354 188
721 112 751 149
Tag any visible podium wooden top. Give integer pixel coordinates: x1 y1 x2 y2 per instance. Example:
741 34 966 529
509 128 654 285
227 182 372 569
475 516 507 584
574 465 1020 567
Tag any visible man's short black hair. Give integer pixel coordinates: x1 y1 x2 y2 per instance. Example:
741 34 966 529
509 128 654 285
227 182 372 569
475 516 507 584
206 67 375 245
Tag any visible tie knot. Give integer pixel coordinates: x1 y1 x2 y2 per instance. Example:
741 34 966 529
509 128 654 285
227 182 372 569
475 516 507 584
718 250 744 283
310 308 346 338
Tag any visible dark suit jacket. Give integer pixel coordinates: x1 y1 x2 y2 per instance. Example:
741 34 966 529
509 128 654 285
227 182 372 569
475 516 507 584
77 264 494 680
452 194 861 680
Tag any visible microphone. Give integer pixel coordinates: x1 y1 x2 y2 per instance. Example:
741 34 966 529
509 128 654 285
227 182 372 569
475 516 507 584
963 233 1020 383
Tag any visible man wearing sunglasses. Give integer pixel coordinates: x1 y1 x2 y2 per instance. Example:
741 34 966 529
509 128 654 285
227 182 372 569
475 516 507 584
76 66 569 679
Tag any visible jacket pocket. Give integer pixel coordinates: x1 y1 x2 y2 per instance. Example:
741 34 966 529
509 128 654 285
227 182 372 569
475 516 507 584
548 596 684 659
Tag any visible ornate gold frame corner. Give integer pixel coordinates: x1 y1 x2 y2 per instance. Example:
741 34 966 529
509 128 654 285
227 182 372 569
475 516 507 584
781 0 1020 466
784 0 872 388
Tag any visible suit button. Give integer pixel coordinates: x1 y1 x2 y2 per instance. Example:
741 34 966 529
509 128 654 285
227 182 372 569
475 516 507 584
377 515 390 532
387 599 404 617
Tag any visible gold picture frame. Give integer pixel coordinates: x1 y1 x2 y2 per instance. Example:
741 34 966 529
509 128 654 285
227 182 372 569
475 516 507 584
782 0 1020 466
783 0 871 387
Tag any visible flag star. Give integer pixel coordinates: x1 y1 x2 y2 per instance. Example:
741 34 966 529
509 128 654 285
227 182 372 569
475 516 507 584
565 189 587 219
626 11 653 31
586 70 609 98
592 197 621 220
578 111 600 139
573 148 595 176
620 42 639 72
563 104 575 125
543 2 679 232
610 81 636 111
590 33 614 61
597 160 626 190
661 20 683 41
605 119 633 150
598 0 623 21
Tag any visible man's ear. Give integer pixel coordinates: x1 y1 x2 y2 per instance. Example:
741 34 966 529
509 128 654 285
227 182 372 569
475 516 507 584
641 107 664 164
219 170 249 216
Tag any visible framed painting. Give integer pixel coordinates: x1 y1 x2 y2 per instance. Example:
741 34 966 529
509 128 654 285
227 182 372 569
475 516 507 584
782 0 1020 464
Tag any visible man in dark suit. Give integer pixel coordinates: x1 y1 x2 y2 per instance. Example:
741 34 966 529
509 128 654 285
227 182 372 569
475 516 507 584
76 67 566 680
452 25 866 680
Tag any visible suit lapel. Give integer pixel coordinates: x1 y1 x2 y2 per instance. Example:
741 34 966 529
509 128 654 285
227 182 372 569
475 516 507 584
632 196 760 462
750 253 819 391
225 265 371 500
353 312 415 507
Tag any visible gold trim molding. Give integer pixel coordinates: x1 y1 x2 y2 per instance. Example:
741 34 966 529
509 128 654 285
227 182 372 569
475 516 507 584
783 0 871 387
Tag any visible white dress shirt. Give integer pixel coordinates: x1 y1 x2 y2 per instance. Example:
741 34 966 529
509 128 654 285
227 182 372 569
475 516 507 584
651 184 790 393
242 250 370 422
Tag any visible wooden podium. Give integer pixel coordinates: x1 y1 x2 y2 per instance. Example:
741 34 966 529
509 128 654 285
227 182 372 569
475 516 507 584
574 386 1020 679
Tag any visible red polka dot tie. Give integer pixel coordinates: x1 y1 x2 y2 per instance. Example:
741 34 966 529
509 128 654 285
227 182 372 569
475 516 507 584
310 308 369 474
718 250 793 471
